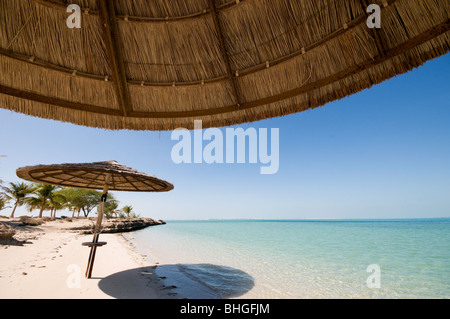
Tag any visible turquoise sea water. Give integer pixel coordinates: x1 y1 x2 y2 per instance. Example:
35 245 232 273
128 219 450 299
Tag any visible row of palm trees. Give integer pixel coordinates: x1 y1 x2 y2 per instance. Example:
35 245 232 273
0 180 138 219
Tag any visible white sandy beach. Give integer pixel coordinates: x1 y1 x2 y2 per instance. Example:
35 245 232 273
0 218 177 299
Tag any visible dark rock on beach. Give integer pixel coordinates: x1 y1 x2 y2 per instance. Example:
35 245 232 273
0 217 165 244
71 217 166 234
0 221 16 240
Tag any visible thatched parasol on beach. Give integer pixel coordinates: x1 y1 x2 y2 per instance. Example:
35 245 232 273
0 0 448 130
16 160 173 278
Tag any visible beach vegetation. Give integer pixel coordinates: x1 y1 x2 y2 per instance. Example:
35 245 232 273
71 189 102 218
1 182 36 218
59 188 91 218
27 184 65 218
121 205 133 217
59 188 116 218
0 180 10 212
121 205 140 218
0 194 11 212
1 180 140 219
103 199 120 218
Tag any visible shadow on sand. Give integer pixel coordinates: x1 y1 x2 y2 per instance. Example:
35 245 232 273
0 238 32 246
98 263 254 299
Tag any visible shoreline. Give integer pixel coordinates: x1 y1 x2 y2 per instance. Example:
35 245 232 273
0 218 178 299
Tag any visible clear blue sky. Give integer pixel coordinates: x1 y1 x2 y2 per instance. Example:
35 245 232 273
1 54 449 220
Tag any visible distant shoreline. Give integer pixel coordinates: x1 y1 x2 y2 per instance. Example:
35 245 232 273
164 217 450 222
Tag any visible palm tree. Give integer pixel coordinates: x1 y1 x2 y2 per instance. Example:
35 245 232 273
2 182 35 218
104 199 119 218
0 194 11 212
0 179 8 208
121 205 133 218
26 196 45 215
48 190 67 219
30 184 63 218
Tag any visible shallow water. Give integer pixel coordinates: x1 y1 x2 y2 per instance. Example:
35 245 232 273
128 219 450 298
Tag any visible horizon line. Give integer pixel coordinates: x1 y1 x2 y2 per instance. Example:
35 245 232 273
162 217 450 221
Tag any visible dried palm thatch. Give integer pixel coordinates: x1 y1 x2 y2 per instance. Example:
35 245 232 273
16 160 174 192
0 0 449 130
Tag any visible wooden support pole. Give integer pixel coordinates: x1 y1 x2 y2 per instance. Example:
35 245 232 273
85 173 111 278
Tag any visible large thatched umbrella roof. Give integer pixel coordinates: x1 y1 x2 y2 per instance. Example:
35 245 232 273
0 0 449 130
